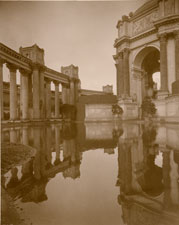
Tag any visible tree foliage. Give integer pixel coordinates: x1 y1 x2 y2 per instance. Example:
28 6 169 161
141 97 157 117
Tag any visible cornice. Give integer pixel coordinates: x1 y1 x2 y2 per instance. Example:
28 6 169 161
0 43 32 64
114 36 130 48
154 15 179 29
114 28 157 49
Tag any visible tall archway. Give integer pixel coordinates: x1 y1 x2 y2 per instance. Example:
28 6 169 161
133 46 160 102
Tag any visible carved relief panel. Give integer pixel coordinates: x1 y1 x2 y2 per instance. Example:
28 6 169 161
132 11 158 36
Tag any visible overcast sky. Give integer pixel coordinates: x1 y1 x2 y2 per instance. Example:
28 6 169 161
0 0 148 93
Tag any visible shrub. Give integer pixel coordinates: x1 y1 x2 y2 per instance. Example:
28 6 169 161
112 104 123 116
141 97 156 117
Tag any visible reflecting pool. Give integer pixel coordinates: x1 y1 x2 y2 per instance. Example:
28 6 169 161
1 122 179 225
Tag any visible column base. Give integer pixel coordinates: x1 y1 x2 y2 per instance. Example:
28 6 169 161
172 80 179 94
157 90 169 100
118 98 138 120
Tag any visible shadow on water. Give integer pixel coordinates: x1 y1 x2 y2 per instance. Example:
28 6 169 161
1 122 179 225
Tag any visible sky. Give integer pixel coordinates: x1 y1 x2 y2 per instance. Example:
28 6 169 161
0 0 148 93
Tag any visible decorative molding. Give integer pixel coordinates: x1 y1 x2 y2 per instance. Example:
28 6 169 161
132 10 158 36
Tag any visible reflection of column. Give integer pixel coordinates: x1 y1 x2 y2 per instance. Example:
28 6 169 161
10 129 17 143
123 48 130 97
159 33 168 91
0 59 3 120
54 81 59 118
169 150 179 205
33 127 41 179
45 126 52 164
163 151 171 209
54 126 60 164
45 79 51 119
20 69 29 120
32 65 40 119
7 64 17 120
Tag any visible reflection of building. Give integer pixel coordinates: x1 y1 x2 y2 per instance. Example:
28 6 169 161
117 123 179 225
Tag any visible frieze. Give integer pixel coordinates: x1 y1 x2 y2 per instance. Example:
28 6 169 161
132 11 158 36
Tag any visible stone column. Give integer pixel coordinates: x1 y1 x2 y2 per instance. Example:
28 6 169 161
66 85 70 104
32 64 40 119
62 83 67 104
20 69 29 120
123 48 130 97
117 52 124 97
28 74 33 119
173 31 179 94
70 79 75 105
40 69 45 119
54 81 59 118
74 79 79 103
0 59 4 120
45 78 51 119
7 64 18 120
159 33 168 92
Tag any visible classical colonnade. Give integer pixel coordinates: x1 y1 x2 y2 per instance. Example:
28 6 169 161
0 43 80 121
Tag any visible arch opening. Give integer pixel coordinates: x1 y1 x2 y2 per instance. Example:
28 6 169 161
133 46 160 101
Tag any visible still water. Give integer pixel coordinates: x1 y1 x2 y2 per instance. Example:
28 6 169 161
1 122 179 225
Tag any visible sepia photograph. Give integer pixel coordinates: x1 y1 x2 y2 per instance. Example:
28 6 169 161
0 0 179 224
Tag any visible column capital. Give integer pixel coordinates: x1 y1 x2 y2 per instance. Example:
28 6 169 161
53 80 60 85
69 77 76 82
123 48 130 54
173 30 179 39
158 33 168 42
19 68 30 76
6 63 18 72
31 62 44 71
0 58 5 66
117 51 123 59
45 78 51 84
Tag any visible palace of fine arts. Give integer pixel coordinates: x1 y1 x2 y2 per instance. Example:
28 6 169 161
0 1 179 225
